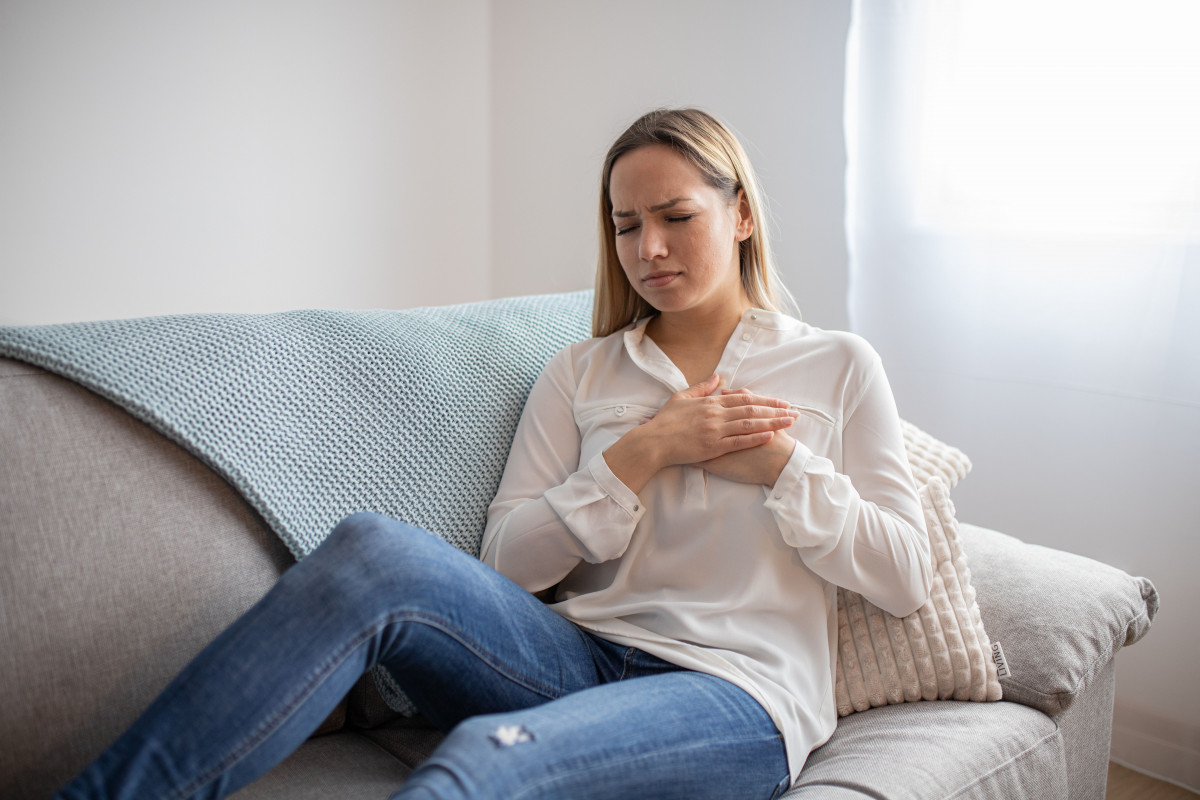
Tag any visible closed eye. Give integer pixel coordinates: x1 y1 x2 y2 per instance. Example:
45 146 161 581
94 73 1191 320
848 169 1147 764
615 214 694 236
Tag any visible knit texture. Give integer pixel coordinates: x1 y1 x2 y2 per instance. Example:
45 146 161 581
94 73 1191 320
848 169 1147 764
0 292 593 560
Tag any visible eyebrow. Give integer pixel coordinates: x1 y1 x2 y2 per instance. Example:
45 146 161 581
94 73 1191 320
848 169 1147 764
611 198 690 219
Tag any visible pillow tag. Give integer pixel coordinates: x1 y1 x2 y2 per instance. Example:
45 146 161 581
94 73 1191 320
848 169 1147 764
992 641 1013 679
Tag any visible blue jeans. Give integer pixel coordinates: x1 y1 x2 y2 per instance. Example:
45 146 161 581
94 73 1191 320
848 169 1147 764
57 513 790 800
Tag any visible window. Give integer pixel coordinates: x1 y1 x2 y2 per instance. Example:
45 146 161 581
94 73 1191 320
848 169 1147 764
914 1 1200 237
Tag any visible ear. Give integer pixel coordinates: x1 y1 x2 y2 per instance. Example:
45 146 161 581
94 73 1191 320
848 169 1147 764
734 188 754 242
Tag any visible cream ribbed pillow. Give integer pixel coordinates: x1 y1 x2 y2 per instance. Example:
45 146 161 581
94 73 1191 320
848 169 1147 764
834 424 1001 717
898 418 972 489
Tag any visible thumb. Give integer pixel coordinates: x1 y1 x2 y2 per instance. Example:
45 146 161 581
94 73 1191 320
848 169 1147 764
678 373 722 398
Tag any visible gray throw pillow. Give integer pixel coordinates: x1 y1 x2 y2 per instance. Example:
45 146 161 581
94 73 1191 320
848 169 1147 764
958 524 1158 716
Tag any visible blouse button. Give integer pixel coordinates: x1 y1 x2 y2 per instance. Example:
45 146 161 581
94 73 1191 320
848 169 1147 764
614 405 627 416
633 504 640 512
742 333 752 342
773 492 783 500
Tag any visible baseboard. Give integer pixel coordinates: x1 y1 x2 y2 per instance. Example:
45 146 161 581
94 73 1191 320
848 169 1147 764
1110 699 1200 792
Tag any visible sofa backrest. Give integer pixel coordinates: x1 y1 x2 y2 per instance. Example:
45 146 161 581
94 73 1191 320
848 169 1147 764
0 292 595 560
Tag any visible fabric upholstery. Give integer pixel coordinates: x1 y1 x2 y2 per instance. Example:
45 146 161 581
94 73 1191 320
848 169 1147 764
232 732 412 800
783 700 1068 799
360 718 446 772
959 523 1158 715
0 359 293 800
1055 659 1117 800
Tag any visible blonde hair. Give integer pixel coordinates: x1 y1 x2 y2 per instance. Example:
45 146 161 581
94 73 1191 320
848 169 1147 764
593 108 795 337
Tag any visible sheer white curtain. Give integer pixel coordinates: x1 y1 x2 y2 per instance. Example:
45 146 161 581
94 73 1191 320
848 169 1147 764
845 0 1199 785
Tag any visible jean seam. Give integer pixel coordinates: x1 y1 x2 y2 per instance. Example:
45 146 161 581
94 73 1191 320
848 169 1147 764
170 608 571 799
394 610 576 701
618 647 634 681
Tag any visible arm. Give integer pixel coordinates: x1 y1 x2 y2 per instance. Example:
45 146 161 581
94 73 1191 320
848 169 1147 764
481 348 635 592
764 354 932 617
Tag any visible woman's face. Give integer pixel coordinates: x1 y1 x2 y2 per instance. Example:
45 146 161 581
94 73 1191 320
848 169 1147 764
608 145 753 320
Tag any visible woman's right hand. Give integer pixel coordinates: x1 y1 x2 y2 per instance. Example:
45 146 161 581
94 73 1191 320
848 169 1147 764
602 374 798 493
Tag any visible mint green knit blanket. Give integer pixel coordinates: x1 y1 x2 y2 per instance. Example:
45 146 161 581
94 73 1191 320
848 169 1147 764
0 291 593 560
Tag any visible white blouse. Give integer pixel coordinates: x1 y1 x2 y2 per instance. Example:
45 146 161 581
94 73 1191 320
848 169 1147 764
481 307 932 780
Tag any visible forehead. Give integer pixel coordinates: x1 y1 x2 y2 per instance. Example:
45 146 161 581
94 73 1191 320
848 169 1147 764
608 145 712 206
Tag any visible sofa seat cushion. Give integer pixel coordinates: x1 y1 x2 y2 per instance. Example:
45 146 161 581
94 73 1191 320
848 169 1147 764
232 731 411 800
784 700 1066 799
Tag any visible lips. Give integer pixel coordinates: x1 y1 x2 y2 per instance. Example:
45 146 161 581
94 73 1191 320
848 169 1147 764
642 272 680 288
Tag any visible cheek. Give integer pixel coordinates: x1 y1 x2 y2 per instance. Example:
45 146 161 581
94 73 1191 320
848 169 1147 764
615 238 639 272
696 232 732 272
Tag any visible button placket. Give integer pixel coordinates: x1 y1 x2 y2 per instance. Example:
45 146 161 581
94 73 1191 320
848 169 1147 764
715 325 753 388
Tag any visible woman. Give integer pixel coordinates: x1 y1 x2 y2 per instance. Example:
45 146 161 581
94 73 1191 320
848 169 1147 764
57 108 931 800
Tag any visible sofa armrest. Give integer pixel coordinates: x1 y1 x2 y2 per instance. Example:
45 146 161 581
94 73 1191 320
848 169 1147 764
959 523 1158 716
0 358 296 798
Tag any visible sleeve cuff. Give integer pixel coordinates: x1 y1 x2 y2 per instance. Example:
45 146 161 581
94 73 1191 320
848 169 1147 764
764 440 813 509
588 451 647 521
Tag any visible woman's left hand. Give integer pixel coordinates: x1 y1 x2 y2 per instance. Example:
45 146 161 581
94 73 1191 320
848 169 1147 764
693 390 797 486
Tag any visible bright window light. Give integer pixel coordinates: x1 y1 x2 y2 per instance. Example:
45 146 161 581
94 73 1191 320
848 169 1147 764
916 1 1200 237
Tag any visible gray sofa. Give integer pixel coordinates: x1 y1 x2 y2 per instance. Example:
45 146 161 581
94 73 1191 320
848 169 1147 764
0 294 1157 799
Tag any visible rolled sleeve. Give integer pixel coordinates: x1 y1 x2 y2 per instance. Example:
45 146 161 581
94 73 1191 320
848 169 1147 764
588 450 645 518
542 451 645 564
764 442 854 556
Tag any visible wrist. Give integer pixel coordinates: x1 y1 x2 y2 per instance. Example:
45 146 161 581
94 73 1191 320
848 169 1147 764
765 435 798 488
603 424 666 494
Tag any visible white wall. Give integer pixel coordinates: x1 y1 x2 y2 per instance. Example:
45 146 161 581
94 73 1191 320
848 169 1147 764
1 0 848 328
489 0 851 331
0 0 490 324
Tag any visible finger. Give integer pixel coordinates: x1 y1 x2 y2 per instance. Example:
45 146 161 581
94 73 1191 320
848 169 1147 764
722 415 796 437
726 404 799 420
719 430 776 452
676 373 722 399
719 392 791 409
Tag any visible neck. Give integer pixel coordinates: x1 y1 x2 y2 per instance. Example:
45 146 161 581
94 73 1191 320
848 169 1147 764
644 293 752 380
648 305 748 351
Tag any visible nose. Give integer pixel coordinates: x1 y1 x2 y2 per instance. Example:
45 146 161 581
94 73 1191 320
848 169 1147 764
638 222 668 262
